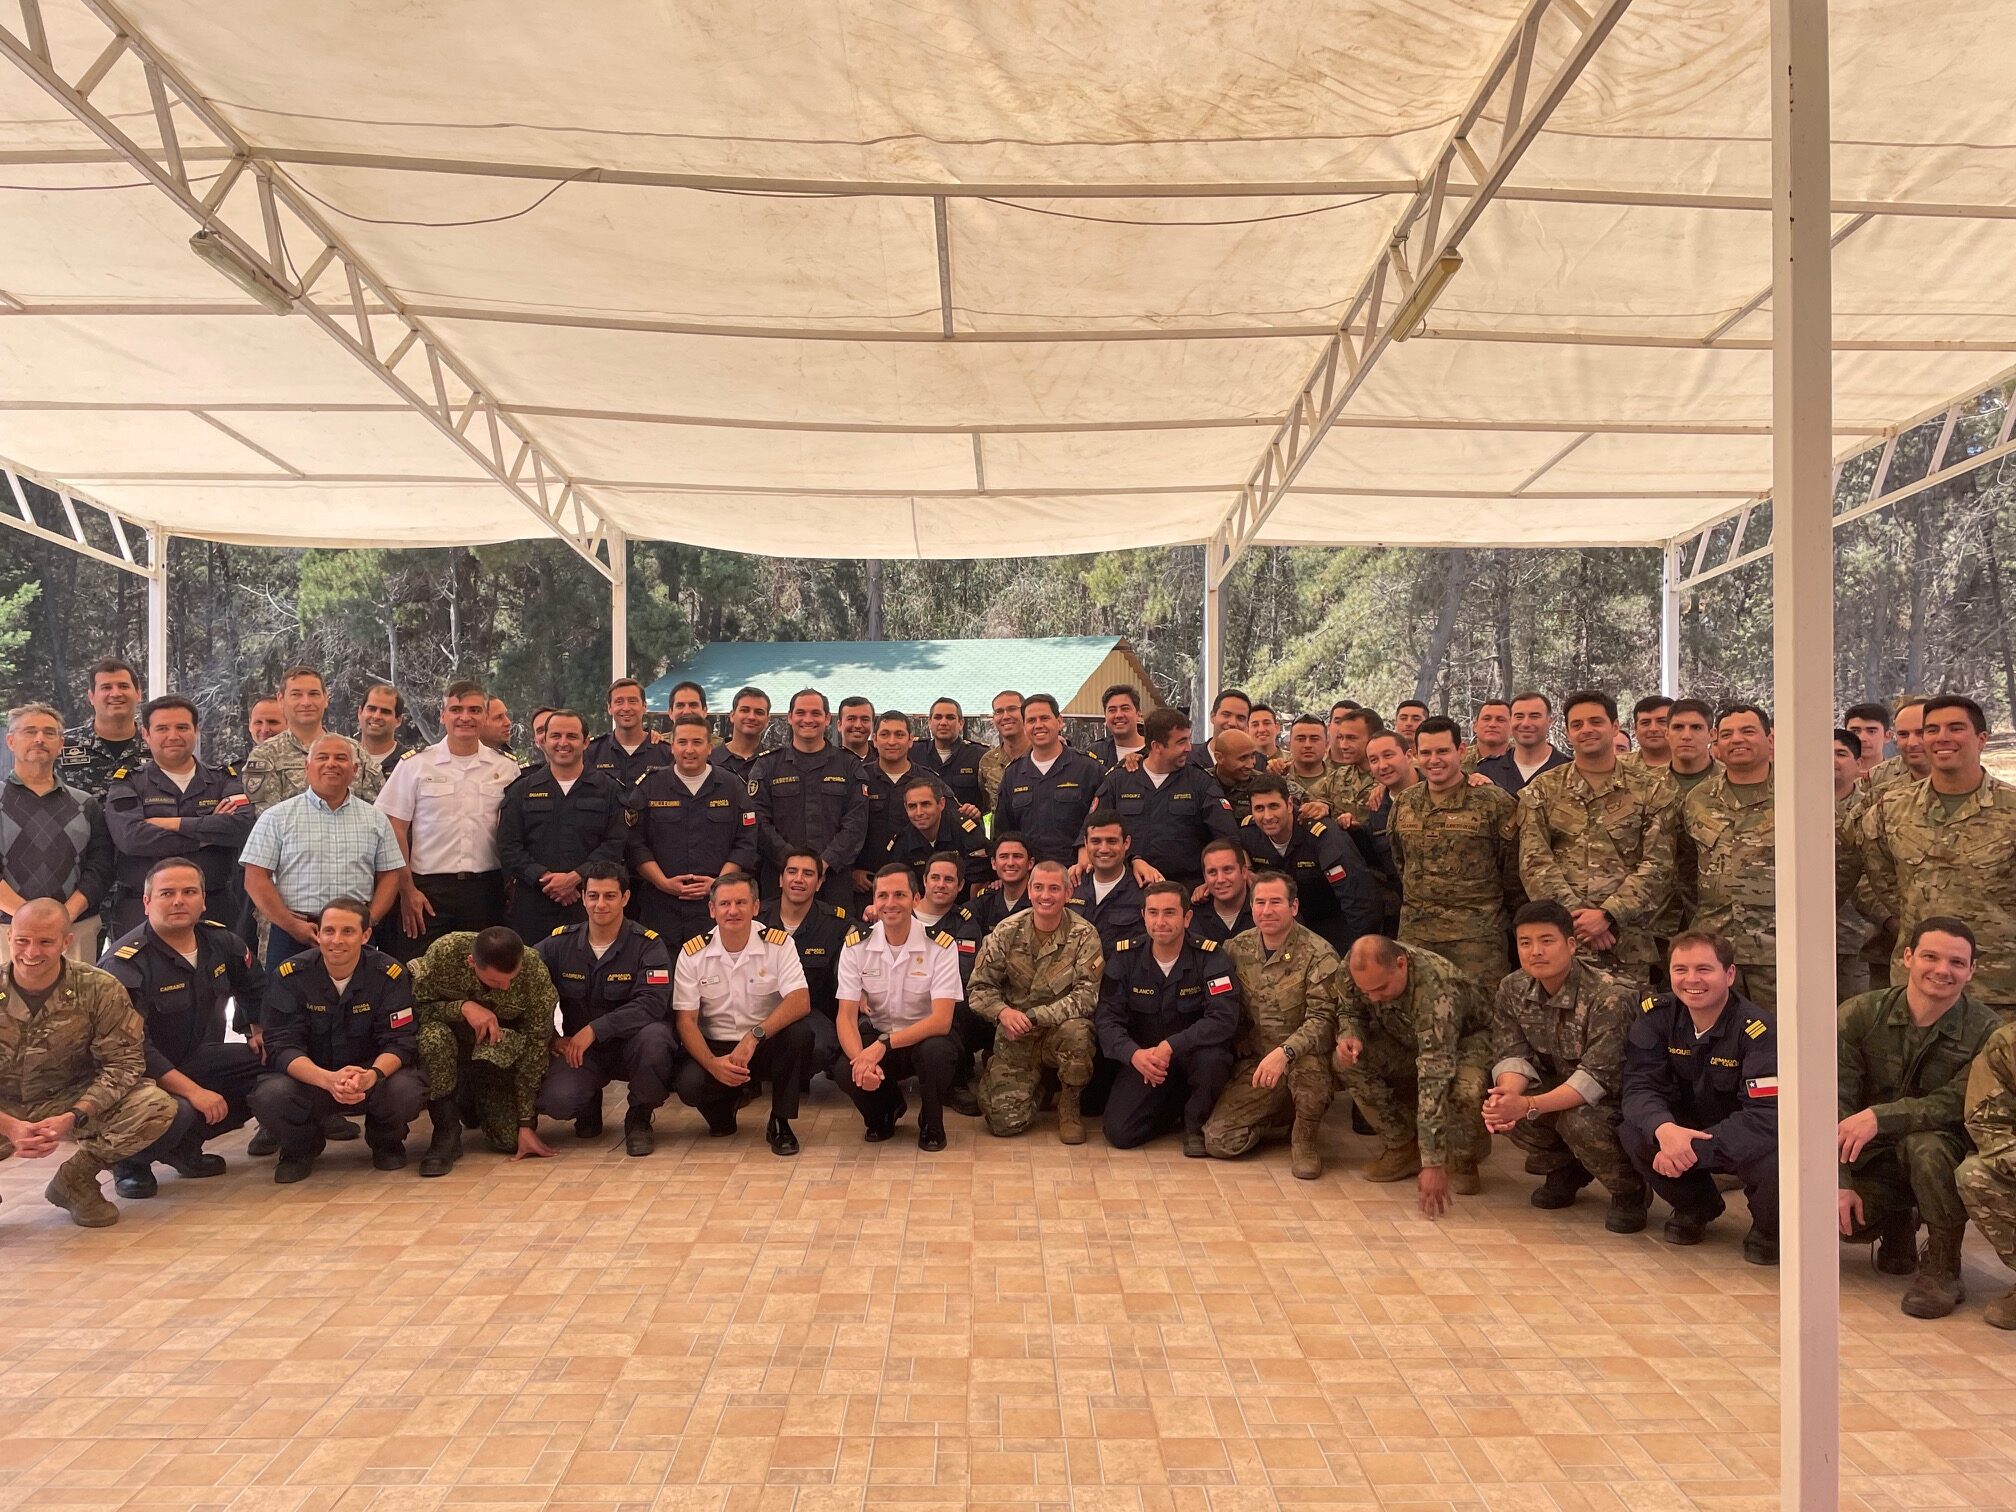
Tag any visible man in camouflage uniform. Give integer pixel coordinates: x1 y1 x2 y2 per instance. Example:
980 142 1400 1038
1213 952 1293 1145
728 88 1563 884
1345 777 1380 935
977 691 1029 809
1849 695 2016 1018
241 665 384 813
54 658 145 799
1679 704 1778 1009
1862 695 1929 796
0 898 176 1225
1334 935 1493 1216
1389 716 1521 997
1201 872 1340 1178
411 926 558 1173
1306 704 1378 823
1839 916 2001 1319
1834 729 1879 1001
1959 1016 2016 1328
966 859 1103 1143
1482 900 1647 1230
1518 690 1678 981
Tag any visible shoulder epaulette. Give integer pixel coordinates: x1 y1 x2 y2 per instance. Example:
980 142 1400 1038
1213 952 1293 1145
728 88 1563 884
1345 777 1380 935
113 943 139 959
1112 936 1133 952
384 961 403 978
960 818 978 833
765 927 789 946
844 928 864 946
955 906 973 923
396 747 419 763
642 928 660 940
933 930 954 949
1196 936 1217 952
1641 995 1655 1013
202 918 227 929
110 766 129 780
277 960 294 977
549 925 569 936
1238 813 1253 826
1745 1018 1767 1039
224 762 239 777
1309 820 1327 835
682 935 708 956
828 904 848 920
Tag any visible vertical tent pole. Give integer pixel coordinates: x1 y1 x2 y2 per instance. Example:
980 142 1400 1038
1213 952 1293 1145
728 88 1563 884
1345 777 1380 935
1659 543 1683 695
146 527 170 696
1770 0 1838 1506
608 525 628 684
1200 558 1224 716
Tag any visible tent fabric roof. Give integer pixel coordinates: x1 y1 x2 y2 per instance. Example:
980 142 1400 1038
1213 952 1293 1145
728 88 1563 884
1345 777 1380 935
3 1 2013 557
645 637 1153 720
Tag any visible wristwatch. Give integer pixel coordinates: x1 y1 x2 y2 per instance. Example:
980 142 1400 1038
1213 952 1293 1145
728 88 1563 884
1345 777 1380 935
878 1031 894 1050
1523 1098 1543 1122
1280 1045 1298 1063
752 1026 768 1044
67 1105 90 1132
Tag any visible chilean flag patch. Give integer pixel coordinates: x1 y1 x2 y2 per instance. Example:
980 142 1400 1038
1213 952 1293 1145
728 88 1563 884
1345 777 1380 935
388 1007 413 1029
646 968 669 985
1325 865 1347 882
1207 975 1233 995
742 811 757 826
957 939 976 954
1746 1075 1778 1100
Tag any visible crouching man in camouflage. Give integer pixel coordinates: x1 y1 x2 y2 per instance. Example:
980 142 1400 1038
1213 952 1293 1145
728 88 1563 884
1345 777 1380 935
1201 872 1339 1179
1481 901 1649 1233
412 927 558 1175
1334 935 1493 1216
968 859 1103 1143
0 898 176 1225
1961 1013 2016 1329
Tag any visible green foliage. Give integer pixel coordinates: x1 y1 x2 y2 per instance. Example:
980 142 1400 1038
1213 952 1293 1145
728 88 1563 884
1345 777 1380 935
0 578 40 676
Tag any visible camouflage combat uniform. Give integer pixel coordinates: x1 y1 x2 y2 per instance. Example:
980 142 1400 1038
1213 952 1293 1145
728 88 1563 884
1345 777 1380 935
241 729 385 814
977 745 1021 809
0 961 177 1189
1334 944 1493 1169
1308 763 1377 825
1490 959 1644 1198
1836 789 1878 1001
1838 986 2000 1239
1850 774 2016 1015
1201 923 1339 1158
1959 1020 2016 1281
1681 770 1778 1009
411 931 557 1151
1863 755 1915 797
1517 760 1679 977
1388 779 1521 996
966 909 1103 1138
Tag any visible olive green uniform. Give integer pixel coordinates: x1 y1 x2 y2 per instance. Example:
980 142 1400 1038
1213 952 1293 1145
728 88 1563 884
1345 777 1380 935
1334 945 1493 1168
965 910 1103 1137
1201 924 1339 1158
1490 959 1643 1197
411 931 557 1152
1388 779 1521 996
0 961 176 1166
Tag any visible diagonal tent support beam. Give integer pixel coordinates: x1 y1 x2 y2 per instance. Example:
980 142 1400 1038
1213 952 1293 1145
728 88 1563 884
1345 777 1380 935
0 0 614 580
1670 364 2016 591
1204 0 1634 587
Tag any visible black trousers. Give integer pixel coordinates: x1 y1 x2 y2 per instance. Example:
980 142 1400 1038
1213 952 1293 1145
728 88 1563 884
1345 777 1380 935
1622 1118 1780 1236
123 1042 264 1169
636 892 712 947
674 1019 815 1124
1102 1044 1236 1149
535 1022 680 1117
834 1033 959 1133
382 871 507 957
247 1068 428 1157
507 886 585 945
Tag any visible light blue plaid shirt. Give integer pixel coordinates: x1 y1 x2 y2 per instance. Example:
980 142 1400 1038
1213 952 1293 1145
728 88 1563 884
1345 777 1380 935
239 788 404 914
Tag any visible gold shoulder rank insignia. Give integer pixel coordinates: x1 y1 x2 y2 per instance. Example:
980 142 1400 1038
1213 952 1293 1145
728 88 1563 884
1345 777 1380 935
934 930 954 949
1113 937 1133 952
202 918 227 929
765 927 789 946
277 961 294 977
1309 821 1326 835
960 819 978 833
1641 995 1655 1013
1745 1018 1767 1039
113 944 139 959
549 925 569 936
111 766 128 780
829 904 848 920
844 928 864 946
1238 813 1253 826
224 763 239 777
385 961 403 978
643 928 660 939
1197 936 1217 952
682 935 708 956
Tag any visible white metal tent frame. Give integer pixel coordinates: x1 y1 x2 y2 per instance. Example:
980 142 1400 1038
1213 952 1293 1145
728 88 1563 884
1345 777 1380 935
0 0 1984 1503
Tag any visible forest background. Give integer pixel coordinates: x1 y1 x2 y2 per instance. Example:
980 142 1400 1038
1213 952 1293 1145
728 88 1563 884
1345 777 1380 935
4 412 2014 743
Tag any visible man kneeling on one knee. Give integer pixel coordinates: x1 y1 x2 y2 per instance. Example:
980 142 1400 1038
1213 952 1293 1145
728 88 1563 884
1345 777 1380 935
672 871 813 1157
1480 900 1649 1233
249 897 427 1183
967 858 1104 1144
534 862 678 1156
1335 935 1494 1217
1096 880 1238 1157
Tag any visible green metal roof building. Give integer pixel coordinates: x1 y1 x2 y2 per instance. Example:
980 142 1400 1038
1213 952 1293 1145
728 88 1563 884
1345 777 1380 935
643 637 1162 719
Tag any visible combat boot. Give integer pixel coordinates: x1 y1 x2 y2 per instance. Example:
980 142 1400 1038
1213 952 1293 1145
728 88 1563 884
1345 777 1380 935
947 1081 983 1118
1447 1149 1482 1196
1984 1285 2016 1330
624 1106 655 1157
418 1098 462 1177
574 1103 603 1140
1289 1117 1322 1180
1530 1162 1591 1210
45 1153 119 1227
1605 1187 1651 1234
1874 1209 1920 1275
111 1158 158 1200
1363 1141 1421 1183
1901 1225 1967 1319
1056 1086 1086 1146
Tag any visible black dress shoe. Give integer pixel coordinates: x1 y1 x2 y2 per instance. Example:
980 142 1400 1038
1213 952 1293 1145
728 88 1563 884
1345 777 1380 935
704 1109 737 1138
161 1148 227 1179
372 1147 407 1171
575 1106 604 1140
274 1156 315 1184
917 1125 947 1153
323 1114 361 1142
768 1117 800 1157
246 1126 279 1157
1662 1204 1721 1246
113 1165 158 1200
864 1120 896 1143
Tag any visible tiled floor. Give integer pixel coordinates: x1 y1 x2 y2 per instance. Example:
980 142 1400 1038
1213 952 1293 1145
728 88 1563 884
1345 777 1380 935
2 1086 2014 1512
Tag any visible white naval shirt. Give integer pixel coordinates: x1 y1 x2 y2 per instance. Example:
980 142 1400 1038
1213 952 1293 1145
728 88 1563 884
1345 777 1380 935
373 739 521 874
835 918 963 1033
672 925 807 1041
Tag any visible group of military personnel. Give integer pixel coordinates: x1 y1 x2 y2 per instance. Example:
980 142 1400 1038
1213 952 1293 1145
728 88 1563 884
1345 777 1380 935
6 664 2016 1330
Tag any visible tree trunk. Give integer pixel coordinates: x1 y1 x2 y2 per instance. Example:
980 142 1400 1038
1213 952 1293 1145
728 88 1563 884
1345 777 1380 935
1986 518 2016 731
1494 550 1515 698
864 559 885 640
1906 503 1937 690
1413 551 1469 702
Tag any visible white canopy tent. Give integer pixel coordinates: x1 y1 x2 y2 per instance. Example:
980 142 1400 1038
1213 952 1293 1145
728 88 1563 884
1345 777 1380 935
0 1 2002 1503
